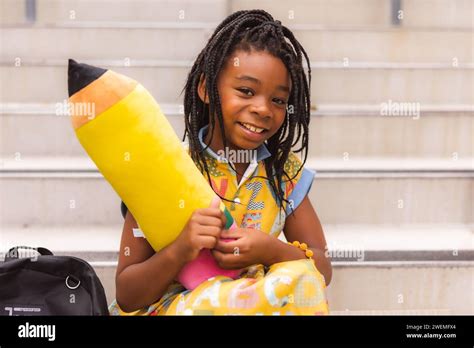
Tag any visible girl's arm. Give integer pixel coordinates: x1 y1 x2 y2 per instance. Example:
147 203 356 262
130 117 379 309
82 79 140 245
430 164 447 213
115 205 225 312
273 196 333 285
115 210 188 312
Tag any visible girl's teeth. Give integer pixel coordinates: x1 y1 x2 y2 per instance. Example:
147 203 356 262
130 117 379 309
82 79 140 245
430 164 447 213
242 123 264 133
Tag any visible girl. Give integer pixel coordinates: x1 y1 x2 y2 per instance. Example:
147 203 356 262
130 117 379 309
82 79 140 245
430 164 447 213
109 9 332 315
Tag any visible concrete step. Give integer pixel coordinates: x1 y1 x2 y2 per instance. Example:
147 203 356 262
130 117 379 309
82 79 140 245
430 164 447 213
233 0 474 29
0 157 472 225
1 62 472 104
327 261 473 314
1 25 472 63
2 0 472 29
0 0 25 25
1 103 473 158
310 110 474 159
0 0 229 25
1 223 471 313
308 158 473 224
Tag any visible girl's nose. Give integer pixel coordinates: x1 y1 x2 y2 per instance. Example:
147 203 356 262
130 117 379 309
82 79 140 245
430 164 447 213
249 97 272 118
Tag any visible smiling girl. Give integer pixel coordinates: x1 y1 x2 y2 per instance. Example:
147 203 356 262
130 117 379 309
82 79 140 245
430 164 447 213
110 9 331 315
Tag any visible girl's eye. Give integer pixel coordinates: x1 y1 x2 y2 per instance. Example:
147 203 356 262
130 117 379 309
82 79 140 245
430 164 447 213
237 88 254 97
273 98 287 106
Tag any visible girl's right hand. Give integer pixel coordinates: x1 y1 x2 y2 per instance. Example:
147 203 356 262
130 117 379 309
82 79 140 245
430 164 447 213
172 197 226 263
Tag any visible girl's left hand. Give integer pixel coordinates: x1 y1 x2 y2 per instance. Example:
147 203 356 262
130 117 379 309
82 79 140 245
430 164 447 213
211 227 276 269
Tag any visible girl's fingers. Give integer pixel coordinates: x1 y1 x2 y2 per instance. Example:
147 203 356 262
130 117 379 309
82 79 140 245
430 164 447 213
193 215 225 228
211 249 234 269
197 207 223 217
219 229 244 240
212 250 242 270
198 225 222 238
214 239 240 253
197 208 226 225
195 205 227 228
199 235 218 250
220 210 227 227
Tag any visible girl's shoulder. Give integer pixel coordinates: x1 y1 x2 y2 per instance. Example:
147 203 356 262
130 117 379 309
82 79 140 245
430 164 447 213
282 151 314 185
282 151 317 216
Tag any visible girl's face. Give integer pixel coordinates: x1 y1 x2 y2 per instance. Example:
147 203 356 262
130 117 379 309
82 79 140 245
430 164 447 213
200 49 291 152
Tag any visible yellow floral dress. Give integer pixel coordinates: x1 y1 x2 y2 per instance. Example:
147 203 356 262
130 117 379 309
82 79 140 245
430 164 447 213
109 125 329 315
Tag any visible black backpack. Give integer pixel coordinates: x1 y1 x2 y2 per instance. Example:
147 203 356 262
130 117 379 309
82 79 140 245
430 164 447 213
0 246 109 316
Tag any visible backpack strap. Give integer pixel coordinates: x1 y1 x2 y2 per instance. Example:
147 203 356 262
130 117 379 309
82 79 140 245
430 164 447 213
4 246 53 262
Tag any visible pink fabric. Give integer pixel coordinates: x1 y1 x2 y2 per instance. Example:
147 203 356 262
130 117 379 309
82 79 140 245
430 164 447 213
177 222 241 290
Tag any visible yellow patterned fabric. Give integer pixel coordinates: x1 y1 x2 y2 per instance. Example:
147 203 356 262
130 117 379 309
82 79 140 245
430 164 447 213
111 260 328 315
185 126 311 237
109 125 329 315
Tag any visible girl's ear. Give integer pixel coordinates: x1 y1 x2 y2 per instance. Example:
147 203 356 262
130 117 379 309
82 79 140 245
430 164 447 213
197 74 210 104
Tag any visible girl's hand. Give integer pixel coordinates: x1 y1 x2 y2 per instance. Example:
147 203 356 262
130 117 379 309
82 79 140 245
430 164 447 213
173 197 226 263
211 227 276 269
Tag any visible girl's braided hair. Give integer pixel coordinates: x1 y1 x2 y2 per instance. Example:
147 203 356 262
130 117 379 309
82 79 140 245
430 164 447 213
181 9 311 215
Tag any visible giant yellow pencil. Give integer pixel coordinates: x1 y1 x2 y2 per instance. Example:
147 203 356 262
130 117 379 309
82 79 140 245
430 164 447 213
68 59 240 289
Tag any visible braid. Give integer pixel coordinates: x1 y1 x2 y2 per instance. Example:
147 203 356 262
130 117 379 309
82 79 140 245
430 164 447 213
181 10 311 213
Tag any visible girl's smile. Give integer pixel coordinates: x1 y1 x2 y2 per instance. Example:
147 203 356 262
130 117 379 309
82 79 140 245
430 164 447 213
236 121 268 142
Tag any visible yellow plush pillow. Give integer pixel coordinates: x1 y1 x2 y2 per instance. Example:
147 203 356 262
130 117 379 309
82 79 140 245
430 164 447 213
67 59 240 289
